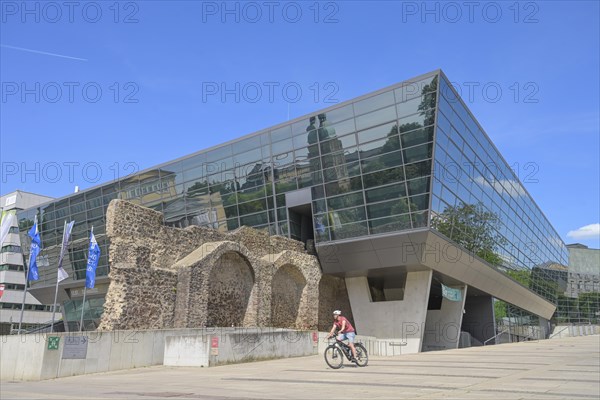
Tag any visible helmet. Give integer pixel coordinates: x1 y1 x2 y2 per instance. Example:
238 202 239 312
333 310 341 315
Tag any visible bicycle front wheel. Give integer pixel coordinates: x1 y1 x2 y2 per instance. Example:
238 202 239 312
324 345 344 369
354 343 368 367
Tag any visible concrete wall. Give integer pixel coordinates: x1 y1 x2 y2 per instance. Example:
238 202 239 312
0 328 318 381
345 270 432 353
550 324 600 338
461 294 495 345
423 285 467 351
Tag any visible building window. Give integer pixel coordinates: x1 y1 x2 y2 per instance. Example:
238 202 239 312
0 245 22 254
0 264 24 272
367 272 407 302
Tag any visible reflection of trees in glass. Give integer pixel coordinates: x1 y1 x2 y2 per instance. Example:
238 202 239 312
431 201 505 266
399 75 437 133
578 292 600 324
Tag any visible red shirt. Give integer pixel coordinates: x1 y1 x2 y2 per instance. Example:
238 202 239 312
334 316 355 333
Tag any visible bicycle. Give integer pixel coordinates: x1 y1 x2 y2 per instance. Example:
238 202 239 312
324 337 368 369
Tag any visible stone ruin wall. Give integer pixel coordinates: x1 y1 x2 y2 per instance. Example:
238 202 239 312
98 200 353 331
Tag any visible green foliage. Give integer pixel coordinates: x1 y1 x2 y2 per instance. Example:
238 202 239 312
431 202 506 266
507 269 532 286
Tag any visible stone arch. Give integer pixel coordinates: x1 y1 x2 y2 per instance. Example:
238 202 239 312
271 263 307 328
318 274 353 331
205 250 255 327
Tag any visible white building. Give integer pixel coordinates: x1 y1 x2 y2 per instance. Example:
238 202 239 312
0 191 55 334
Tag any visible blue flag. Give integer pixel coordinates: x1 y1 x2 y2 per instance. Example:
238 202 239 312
27 217 42 281
85 228 101 289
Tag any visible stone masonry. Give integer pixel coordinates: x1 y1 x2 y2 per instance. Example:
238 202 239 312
98 200 352 331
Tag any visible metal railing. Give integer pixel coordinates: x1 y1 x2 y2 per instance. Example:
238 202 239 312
549 326 570 339
484 329 509 345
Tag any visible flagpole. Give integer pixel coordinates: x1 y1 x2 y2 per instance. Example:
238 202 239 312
50 220 67 334
79 286 87 332
17 216 37 335
17 255 32 334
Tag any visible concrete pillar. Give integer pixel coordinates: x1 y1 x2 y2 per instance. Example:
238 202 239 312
345 270 432 354
423 284 467 351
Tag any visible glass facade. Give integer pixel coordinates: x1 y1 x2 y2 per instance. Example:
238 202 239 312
17 70 591 333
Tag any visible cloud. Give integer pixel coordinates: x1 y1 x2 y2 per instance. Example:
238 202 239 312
567 224 600 240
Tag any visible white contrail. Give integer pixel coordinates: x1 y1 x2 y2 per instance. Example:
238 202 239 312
0 44 88 62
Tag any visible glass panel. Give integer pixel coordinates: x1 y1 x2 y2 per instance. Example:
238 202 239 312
365 183 407 203
359 135 400 159
271 125 292 142
330 221 368 240
362 166 405 189
353 90 395 116
240 212 269 227
398 111 435 133
361 150 404 173
397 95 431 118
394 74 438 103
407 177 430 196
232 134 262 155
355 105 397 131
327 192 364 210
403 142 433 164
410 193 430 211
237 198 268 215
324 176 363 197
401 126 434 148
271 138 294 155
206 144 232 163
367 198 411 219
320 133 357 155
369 214 412 234
405 160 432 180
320 104 354 124
233 147 263 166
357 121 398 144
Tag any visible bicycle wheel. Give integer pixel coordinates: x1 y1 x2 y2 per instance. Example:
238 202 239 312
354 343 368 367
324 345 344 369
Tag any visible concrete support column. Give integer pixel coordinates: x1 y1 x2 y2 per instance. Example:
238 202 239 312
423 285 467 351
345 270 432 354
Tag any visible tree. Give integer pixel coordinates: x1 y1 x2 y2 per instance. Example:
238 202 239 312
431 201 506 266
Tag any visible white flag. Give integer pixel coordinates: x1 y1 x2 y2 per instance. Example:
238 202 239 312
0 213 16 247
57 220 75 283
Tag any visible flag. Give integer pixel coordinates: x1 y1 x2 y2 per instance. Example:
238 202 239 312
441 283 462 302
57 220 75 283
0 212 16 246
85 228 101 289
27 216 42 281
0 284 5 299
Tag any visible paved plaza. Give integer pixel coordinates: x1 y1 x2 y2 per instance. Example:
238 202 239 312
1 335 598 399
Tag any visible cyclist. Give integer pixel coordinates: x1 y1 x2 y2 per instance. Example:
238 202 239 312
326 310 357 363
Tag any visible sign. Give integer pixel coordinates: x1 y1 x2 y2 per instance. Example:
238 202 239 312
70 283 109 298
47 336 60 350
62 336 88 359
312 331 318 346
210 336 219 356
441 284 462 302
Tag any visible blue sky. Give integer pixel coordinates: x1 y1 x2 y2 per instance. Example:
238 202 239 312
1 1 599 248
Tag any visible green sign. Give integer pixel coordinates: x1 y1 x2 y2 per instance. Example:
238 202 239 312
441 284 462 302
47 337 60 350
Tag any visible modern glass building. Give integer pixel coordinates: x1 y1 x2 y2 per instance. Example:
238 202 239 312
17 70 595 347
